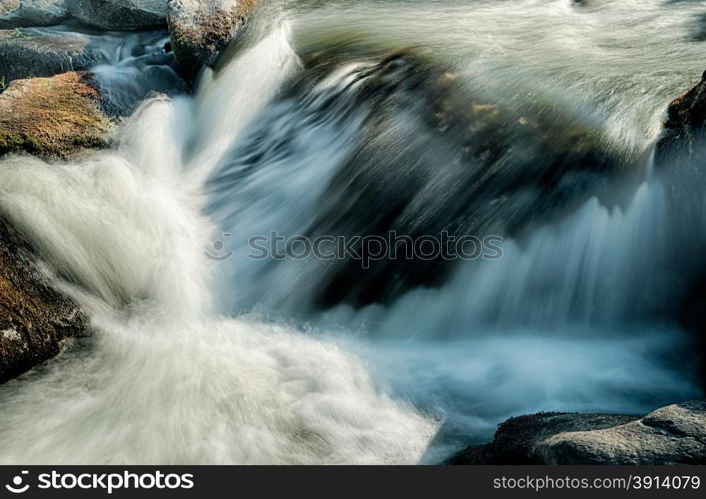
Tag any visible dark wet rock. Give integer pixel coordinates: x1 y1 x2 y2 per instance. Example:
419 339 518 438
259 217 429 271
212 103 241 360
297 52 634 308
65 0 167 30
0 27 109 84
654 72 706 387
0 216 87 383
167 0 258 80
656 71 706 167
0 0 67 28
0 71 113 158
448 401 706 465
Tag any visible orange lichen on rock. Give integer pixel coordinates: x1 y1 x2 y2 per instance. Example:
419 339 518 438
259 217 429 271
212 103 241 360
0 71 113 158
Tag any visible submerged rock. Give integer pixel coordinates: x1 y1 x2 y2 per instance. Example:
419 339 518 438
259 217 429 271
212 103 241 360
0 27 109 84
0 0 67 28
448 400 706 465
0 216 87 383
167 0 258 80
0 71 113 158
298 52 632 308
656 71 706 167
65 0 167 30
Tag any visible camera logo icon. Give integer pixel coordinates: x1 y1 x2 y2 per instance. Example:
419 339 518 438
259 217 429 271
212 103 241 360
5 471 29 494
205 233 233 261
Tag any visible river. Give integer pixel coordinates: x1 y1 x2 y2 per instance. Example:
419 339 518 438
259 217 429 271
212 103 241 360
0 0 704 464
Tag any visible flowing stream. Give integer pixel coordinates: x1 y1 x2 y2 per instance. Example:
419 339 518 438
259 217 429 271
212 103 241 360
0 0 705 464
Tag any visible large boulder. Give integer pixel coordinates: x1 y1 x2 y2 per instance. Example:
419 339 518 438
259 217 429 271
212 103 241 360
0 27 109 84
167 0 258 80
448 401 706 465
65 0 167 30
0 216 87 383
656 71 706 167
263 52 630 309
0 71 113 158
0 0 67 28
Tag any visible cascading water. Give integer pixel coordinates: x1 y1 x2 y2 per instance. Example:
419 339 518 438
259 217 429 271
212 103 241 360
0 19 436 465
0 0 705 464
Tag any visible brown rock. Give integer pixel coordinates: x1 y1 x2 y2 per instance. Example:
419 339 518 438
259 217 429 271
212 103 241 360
0 71 113 159
0 216 87 383
167 0 258 80
656 71 706 167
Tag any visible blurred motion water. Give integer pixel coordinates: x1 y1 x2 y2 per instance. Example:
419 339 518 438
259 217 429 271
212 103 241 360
0 0 704 463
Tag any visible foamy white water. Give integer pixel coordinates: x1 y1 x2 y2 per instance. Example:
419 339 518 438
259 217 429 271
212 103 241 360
0 0 704 464
0 23 437 464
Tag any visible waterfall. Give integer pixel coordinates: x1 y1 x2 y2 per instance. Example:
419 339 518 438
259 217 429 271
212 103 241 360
0 21 437 465
0 0 704 464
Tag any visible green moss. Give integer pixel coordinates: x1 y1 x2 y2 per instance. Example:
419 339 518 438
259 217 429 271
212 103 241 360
23 135 44 154
72 135 97 147
0 133 25 150
0 133 45 155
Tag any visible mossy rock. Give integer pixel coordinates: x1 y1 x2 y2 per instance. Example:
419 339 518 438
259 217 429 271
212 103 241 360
0 71 113 159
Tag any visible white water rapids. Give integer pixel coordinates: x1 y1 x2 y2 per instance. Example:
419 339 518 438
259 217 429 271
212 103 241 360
0 23 437 465
0 0 704 464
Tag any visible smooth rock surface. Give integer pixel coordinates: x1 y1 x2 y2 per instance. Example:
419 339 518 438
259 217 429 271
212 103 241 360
448 401 706 465
0 0 67 28
0 27 109 84
66 0 167 30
